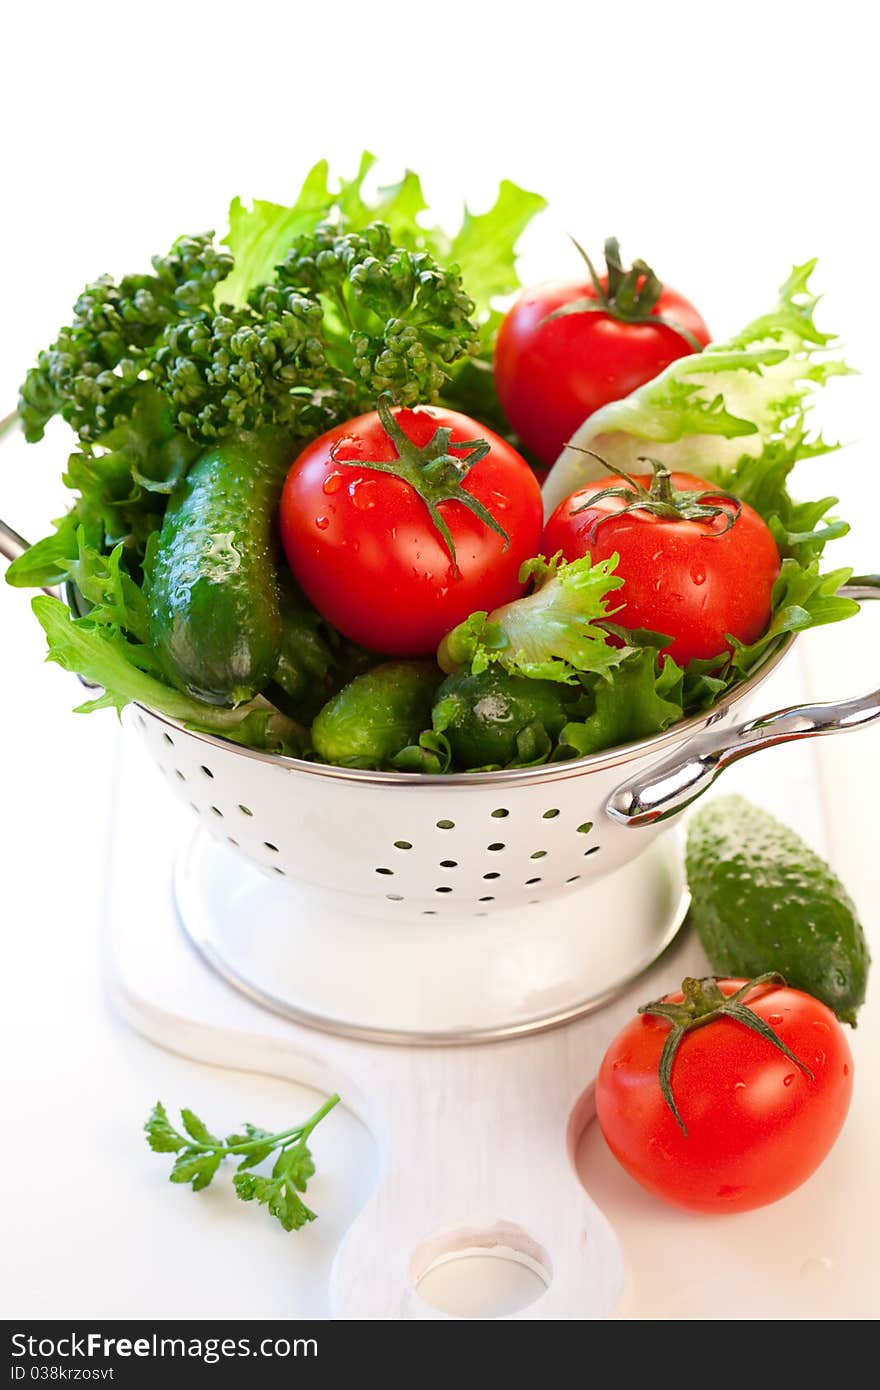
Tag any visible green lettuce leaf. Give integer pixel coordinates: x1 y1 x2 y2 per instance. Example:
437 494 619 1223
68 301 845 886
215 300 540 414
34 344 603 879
729 559 858 674
33 595 308 756
438 553 629 684
220 158 336 308
221 152 546 325
559 649 684 759
443 179 548 322
543 262 854 502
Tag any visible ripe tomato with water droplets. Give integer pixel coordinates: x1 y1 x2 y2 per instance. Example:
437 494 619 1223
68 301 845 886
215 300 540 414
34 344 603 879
541 469 779 664
494 239 711 466
595 977 853 1214
279 402 543 655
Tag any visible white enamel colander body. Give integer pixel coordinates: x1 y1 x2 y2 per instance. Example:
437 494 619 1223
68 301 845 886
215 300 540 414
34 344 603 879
128 639 795 925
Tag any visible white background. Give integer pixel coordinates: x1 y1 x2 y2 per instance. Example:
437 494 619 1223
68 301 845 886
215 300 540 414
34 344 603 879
2 0 878 1319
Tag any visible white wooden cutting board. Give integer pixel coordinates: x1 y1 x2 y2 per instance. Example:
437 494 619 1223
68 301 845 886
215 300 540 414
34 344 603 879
106 645 854 1320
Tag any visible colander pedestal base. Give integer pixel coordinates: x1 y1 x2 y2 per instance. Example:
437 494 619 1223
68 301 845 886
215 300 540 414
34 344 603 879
174 827 689 1043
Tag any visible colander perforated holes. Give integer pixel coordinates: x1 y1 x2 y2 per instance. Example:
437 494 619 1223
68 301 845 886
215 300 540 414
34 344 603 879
483 871 500 880
394 840 412 850
386 893 403 902
566 875 580 883
227 837 239 848
211 806 223 818
238 805 253 817
375 867 393 876
435 886 453 894
422 910 437 916
488 842 505 852
436 819 455 830
542 808 559 819
175 770 186 781
263 841 278 852
136 714 146 730
526 877 542 885
491 808 509 818
584 845 600 856
479 895 494 902
201 765 214 779
163 733 174 747
272 866 285 876
189 802 198 814
577 821 593 834
530 850 547 859
439 860 457 869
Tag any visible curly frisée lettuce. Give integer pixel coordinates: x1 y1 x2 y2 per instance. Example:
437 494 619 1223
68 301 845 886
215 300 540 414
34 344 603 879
33 590 309 755
438 553 629 683
30 531 307 754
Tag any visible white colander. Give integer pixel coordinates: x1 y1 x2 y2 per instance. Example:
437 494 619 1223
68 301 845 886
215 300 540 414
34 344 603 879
126 575 877 1041
2 507 877 1042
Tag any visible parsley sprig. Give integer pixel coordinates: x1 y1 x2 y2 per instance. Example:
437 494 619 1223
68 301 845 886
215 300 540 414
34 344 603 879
145 1093 340 1232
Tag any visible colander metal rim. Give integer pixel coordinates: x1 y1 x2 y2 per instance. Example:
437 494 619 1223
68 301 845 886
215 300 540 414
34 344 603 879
134 634 793 788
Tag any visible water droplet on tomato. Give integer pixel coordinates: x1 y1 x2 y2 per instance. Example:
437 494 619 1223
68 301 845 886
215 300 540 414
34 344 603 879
783 1073 795 1086
315 515 329 531
490 490 509 511
350 478 377 510
843 1063 850 1076
322 471 344 495
691 565 707 586
812 1020 831 1035
611 1056 630 1070
733 1080 746 1090
768 1013 784 1025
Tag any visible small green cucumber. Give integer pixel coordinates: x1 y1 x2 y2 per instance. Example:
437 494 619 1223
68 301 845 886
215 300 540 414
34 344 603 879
149 435 287 704
686 795 870 1025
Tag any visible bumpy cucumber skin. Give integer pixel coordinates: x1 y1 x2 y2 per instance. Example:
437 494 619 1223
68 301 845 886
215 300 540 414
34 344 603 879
686 795 870 1025
149 437 285 704
311 661 440 769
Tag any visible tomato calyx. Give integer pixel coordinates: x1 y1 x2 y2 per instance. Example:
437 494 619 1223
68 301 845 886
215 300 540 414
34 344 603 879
564 447 742 540
639 973 814 1137
329 393 510 576
544 236 705 351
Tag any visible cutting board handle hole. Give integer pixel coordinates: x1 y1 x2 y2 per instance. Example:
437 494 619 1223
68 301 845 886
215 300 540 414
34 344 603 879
410 1221 551 1319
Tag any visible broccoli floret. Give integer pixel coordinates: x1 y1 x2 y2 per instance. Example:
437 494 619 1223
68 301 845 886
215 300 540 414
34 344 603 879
151 289 330 441
18 233 232 444
276 222 479 409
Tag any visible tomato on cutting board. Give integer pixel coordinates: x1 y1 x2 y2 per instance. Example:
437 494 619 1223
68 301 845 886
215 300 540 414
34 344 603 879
279 397 543 655
494 238 710 466
596 975 854 1214
541 462 779 665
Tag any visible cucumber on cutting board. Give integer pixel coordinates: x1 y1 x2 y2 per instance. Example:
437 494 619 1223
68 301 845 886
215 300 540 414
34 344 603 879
686 795 870 1025
149 435 287 704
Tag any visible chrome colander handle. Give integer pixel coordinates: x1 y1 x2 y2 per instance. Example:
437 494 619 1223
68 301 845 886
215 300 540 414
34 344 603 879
0 516 30 565
607 578 880 828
